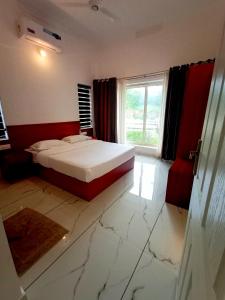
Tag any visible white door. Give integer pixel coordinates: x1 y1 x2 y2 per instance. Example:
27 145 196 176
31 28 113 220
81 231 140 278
176 24 225 300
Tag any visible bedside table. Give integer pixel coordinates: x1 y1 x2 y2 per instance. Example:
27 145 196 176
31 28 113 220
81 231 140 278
1 150 33 182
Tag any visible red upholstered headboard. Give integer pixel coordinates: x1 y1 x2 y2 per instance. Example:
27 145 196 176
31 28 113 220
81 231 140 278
7 121 80 150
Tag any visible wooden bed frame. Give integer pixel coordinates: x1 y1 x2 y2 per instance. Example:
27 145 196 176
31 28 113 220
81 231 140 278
7 121 134 201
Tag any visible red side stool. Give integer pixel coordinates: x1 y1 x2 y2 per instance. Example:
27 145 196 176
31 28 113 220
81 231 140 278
165 158 194 209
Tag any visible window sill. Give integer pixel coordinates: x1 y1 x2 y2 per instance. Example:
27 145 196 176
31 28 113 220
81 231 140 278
134 144 160 157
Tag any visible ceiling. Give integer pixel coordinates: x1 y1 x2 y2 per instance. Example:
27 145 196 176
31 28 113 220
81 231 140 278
19 0 222 46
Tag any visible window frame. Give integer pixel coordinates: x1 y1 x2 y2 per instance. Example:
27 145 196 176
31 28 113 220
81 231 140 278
0 100 8 141
77 84 92 129
118 72 168 156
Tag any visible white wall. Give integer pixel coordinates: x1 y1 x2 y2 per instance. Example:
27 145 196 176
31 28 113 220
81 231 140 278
1 0 225 126
92 2 225 79
0 0 96 125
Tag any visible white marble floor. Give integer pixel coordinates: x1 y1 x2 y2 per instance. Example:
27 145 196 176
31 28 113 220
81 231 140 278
0 155 187 300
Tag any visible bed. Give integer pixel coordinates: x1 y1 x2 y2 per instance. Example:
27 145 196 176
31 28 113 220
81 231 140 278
7 122 135 201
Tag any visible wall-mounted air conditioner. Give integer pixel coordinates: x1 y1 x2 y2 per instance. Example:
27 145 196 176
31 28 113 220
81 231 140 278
17 18 62 53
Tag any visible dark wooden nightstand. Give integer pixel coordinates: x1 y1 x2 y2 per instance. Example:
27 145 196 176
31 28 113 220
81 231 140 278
1 150 33 182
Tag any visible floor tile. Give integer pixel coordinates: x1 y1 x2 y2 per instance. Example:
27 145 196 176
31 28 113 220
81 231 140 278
122 203 187 300
0 178 41 210
122 252 177 300
26 223 142 300
99 191 163 252
0 183 75 220
144 203 187 271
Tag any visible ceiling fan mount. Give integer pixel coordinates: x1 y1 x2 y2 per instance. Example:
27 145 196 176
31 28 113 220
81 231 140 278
91 5 99 11
89 0 102 11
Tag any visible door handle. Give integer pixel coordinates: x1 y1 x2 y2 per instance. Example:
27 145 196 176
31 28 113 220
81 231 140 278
189 139 202 176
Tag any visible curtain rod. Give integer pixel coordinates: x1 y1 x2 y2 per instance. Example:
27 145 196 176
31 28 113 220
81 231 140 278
118 58 215 81
118 70 169 81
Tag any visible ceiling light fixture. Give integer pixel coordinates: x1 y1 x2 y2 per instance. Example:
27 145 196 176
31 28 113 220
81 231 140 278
39 48 47 57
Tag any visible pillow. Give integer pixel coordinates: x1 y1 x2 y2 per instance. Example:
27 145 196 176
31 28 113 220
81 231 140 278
62 135 91 144
30 139 67 151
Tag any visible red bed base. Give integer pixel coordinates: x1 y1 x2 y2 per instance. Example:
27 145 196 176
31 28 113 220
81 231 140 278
38 157 135 201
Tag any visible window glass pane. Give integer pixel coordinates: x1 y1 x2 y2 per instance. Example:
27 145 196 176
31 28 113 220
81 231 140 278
145 85 163 147
125 87 145 145
121 74 167 152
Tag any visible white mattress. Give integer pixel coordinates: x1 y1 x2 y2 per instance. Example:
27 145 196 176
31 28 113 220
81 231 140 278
35 140 135 183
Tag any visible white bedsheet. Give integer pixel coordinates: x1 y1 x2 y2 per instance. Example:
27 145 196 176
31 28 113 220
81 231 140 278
35 140 135 182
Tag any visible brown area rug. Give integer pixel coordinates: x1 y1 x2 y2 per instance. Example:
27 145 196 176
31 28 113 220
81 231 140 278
3 208 68 276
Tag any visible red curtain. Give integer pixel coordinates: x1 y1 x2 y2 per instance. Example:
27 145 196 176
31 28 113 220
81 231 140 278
93 78 117 142
176 63 214 159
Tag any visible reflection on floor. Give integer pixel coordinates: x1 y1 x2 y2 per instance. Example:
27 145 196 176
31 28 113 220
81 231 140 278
0 155 187 300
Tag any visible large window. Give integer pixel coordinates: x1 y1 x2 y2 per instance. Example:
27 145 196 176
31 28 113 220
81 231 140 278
77 84 92 129
123 73 167 154
0 100 8 141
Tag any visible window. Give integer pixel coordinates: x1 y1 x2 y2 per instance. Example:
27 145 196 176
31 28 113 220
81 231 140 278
0 100 8 141
77 84 92 129
118 73 167 155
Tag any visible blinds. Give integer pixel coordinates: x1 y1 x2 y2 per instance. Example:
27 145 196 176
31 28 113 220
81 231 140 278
0 102 8 140
78 84 92 128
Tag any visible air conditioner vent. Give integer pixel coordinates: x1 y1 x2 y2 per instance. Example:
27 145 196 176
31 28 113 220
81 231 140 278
18 18 62 53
